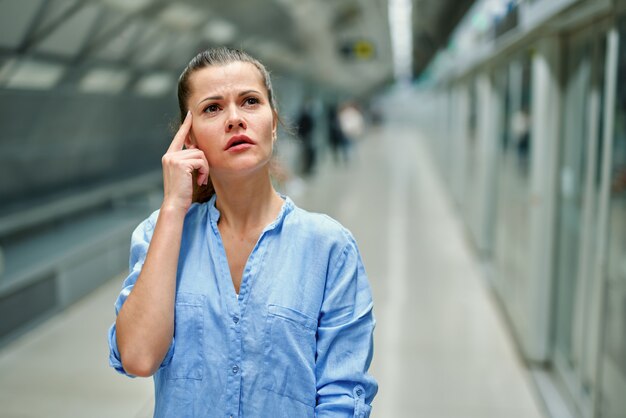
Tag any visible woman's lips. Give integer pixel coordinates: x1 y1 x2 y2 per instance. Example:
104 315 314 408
225 135 255 150
227 143 254 152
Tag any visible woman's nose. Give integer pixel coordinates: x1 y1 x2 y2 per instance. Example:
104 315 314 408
226 107 247 131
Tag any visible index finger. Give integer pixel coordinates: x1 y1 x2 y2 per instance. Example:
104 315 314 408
167 111 192 153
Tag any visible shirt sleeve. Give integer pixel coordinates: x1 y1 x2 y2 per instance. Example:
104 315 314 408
107 212 175 377
315 236 378 418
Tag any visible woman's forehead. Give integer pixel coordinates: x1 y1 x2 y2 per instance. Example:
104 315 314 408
189 62 266 96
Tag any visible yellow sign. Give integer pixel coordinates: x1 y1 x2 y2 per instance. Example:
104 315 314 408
353 40 374 60
340 39 375 60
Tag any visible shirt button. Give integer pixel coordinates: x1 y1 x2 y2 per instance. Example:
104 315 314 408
233 316 239 324
232 365 239 374
356 389 363 397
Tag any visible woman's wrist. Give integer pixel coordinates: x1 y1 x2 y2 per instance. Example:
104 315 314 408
160 200 190 219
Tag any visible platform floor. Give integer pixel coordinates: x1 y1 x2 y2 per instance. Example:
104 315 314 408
0 91 546 418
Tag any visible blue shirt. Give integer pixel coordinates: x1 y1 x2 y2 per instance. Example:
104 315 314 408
108 195 378 418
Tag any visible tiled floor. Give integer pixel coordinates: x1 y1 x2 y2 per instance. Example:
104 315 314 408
0 91 546 418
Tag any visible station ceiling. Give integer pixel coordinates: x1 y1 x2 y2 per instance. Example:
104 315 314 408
0 0 475 97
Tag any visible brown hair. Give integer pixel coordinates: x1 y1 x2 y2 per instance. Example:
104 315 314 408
177 47 278 203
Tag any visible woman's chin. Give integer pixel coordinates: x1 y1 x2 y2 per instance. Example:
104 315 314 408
211 158 271 179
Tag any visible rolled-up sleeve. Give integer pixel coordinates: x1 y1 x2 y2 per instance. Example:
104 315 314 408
107 212 174 377
315 236 378 417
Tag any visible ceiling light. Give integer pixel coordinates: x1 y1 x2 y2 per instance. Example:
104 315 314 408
388 0 413 82
100 0 153 13
135 72 174 97
79 67 130 93
158 4 206 29
5 59 65 90
202 19 237 44
0 59 18 84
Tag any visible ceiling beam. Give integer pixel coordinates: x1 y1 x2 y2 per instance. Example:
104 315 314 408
18 0 90 54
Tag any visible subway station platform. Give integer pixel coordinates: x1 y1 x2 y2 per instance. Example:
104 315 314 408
0 91 546 418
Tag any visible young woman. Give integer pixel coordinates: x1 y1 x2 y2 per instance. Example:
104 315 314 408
108 47 377 418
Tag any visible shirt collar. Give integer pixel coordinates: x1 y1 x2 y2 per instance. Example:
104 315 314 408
207 193 294 235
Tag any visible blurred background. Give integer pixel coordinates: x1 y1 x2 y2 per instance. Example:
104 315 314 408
1 0 626 417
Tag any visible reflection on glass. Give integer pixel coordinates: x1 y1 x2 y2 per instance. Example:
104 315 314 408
465 79 479 223
554 36 591 373
493 51 532 326
552 30 607 416
466 80 478 182
601 17 626 418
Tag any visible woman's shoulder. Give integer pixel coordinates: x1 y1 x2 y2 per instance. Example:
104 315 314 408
287 202 356 246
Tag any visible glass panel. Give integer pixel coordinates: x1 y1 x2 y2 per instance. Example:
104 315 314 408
490 68 508 262
554 35 592 376
581 31 606 402
552 27 607 418
493 51 533 325
465 79 479 219
600 17 626 418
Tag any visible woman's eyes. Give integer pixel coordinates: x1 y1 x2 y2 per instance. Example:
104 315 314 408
203 97 260 114
204 104 220 113
244 97 260 106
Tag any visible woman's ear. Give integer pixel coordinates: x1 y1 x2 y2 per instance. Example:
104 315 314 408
272 111 278 142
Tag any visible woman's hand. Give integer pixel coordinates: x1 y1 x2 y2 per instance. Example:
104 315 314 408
161 111 209 211
116 113 204 376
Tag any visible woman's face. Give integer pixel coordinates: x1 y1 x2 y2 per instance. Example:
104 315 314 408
185 61 277 177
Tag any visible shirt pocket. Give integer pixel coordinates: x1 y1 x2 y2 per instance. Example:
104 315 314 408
263 304 317 407
166 292 205 380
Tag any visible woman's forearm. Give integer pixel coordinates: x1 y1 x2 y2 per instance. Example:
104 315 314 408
115 204 187 377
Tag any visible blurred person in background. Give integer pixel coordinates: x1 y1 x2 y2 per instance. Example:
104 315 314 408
511 106 530 163
368 98 384 126
107 47 377 417
327 101 351 165
338 102 365 143
296 99 316 176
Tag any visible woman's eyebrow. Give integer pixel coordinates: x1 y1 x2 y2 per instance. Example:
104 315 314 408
197 90 262 106
198 95 223 106
238 89 261 97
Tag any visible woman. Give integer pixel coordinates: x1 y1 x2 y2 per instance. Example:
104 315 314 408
108 47 377 418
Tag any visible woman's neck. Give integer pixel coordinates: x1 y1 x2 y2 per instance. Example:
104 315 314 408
211 170 284 234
